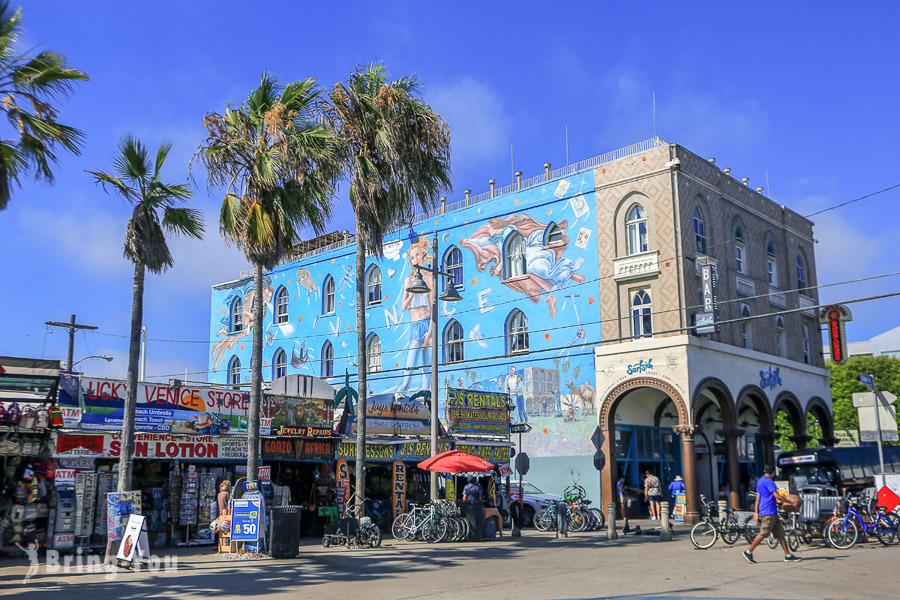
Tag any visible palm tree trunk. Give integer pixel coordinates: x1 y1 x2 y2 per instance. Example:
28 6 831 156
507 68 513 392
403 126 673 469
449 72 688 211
247 263 264 481
117 261 145 492
354 234 367 513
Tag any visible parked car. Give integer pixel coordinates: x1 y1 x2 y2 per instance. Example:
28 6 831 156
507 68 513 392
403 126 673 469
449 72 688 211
500 481 561 527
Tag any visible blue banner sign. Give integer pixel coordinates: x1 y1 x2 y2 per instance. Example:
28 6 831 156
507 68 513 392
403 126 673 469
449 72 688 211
230 498 262 542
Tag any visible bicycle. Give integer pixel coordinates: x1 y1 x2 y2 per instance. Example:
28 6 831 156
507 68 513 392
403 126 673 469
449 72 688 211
391 502 449 543
690 495 740 549
323 493 382 549
826 492 900 549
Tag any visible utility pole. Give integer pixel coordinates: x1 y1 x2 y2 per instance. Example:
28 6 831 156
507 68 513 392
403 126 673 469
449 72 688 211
45 314 98 373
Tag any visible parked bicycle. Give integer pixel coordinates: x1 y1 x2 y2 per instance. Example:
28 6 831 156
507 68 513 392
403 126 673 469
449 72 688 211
690 495 741 549
826 492 900 549
391 500 469 543
322 493 382 549
533 484 605 532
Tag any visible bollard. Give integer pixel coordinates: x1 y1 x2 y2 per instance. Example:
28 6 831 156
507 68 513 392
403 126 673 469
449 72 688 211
660 501 672 541
510 502 522 537
607 502 618 540
717 500 728 522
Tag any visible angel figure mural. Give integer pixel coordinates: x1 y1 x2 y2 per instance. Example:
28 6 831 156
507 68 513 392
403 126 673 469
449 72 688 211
211 276 275 371
460 214 585 317
394 237 433 393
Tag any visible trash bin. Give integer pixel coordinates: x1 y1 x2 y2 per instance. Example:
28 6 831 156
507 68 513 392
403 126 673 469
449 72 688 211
461 501 484 542
269 506 302 558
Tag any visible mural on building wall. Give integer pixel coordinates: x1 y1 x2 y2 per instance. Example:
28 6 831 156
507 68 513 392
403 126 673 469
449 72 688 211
209 172 601 457
211 275 274 372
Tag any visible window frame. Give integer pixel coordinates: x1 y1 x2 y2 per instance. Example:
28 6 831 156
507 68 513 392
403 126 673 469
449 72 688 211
543 222 564 247
503 232 527 279
776 316 786 358
734 228 746 274
802 324 811 364
626 204 649 255
443 319 465 364
796 255 807 293
443 245 464 291
631 289 653 339
231 297 244 333
366 265 382 307
767 242 778 286
323 275 336 314
693 208 707 255
506 309 529 355
366 333 381 373
321 340 334 377
273 347 287 380
228 355 241 386
740 303 752 349
275 286 289 325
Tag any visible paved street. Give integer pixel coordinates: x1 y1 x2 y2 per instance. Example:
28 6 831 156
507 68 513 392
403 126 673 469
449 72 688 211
0 523 895 600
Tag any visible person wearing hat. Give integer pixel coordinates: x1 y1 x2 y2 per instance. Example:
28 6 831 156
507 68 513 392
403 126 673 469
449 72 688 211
668 475 685 500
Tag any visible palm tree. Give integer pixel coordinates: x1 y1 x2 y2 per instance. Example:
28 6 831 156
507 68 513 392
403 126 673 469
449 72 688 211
323 63 451 508
87 137 204 491
0 1 88 211
197 73 337 481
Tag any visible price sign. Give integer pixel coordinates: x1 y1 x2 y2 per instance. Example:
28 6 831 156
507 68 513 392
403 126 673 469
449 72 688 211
230 499 262 542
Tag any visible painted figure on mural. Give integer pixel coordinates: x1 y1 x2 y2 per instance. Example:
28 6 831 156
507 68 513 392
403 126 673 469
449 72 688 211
211 276 275 371
505 365 527 423
296 267 318 302
395 237 433 393
460 214 586 317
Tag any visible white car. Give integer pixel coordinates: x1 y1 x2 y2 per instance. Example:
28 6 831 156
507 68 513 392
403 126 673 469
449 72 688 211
503 481 562 527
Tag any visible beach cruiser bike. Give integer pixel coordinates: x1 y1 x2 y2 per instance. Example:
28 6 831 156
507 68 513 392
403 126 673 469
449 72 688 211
690 495 741 549
826 492 900 549
322 493 382 549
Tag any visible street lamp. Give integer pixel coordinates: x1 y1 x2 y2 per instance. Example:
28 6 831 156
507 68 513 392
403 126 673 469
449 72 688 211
70 355 114 370
406 231 463 500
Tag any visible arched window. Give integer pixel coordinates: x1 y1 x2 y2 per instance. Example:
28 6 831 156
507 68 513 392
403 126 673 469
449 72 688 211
734 227 746 274
366 265 382 306
776 316 786 358
443 245 463 290
693 208 707 255
802 324 811 364
275 286 289 324
796 255 807 293
323 275 335 314
272 348 287 380
544 222 564 246
740 304 752 349
231 297 244 332
321 340 334 377
506 310 529 354
443 319 464 363
631 290 653 339
228 356 241 386
503 232 526 279
626 205 648 255
367 334 381 373
766 242 778 286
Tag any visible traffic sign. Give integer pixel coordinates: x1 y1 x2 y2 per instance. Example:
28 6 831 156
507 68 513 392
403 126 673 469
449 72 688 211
510 423 532 435
590 426 605 450
860 373 875 391
593 449 606 471
515 452 530 476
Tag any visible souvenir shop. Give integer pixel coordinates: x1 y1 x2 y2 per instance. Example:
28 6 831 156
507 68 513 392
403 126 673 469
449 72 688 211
0 357 63 552
53 431 249 549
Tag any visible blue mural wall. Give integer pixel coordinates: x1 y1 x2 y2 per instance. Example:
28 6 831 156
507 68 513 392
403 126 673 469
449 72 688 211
209 170 600 458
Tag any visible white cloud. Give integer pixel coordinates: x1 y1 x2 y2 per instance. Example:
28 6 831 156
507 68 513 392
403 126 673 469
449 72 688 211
428 79 512 169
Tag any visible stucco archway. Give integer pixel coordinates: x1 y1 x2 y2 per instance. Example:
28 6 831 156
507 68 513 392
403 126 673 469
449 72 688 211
806 396 835 447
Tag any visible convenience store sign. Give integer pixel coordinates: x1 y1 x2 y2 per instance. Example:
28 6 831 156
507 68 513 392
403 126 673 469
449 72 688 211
54 432 249 460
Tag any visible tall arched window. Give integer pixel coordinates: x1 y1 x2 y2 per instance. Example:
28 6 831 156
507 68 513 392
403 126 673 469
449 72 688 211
740 304 753 349
275 286 289 324
802 324 811 364
321 340 334 377
506 310 529 354
231 297 244 332
366 265 382 306
544 222 564 246
766 242 778 286
272 348 287 380
367 333 381 373
734 227 746 274
443 319 464 363
323 275 335 314
228 356 241 386
631 290 653 339
796 255 807 293
503 232 526 279
776 316 786 358
443 245 463 290
626 205 648 255
693 208 707 255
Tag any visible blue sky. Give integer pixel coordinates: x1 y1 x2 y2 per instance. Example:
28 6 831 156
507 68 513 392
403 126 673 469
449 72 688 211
1 1 898 382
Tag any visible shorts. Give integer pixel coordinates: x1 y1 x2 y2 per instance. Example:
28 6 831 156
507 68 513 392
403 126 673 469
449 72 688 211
648 494 661 503
758 514 784 539
411 318 430 343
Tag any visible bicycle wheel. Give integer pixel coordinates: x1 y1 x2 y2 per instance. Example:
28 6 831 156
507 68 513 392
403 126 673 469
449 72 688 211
590 508 606 530
743 515 760 544
364 524 382 548
690 521 718 549
875 513 900 546
570 507 590 532
826 517 859 550
786 530 800 553
423 516 448 543
766 535 778 549
720 516 740 545
534 507 554 531
391 513 410 540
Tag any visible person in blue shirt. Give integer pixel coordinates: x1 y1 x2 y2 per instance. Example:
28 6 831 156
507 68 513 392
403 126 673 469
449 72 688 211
668 475 685 500
743 464 801 563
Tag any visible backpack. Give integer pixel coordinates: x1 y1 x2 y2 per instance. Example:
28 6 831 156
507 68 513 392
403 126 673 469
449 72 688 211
34 407 49 429
3 402 21 426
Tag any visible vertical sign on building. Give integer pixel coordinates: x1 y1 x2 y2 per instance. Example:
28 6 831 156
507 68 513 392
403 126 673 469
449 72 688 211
335 457 351 519
392 460 407 521
698 263 720 334
820 304 852 364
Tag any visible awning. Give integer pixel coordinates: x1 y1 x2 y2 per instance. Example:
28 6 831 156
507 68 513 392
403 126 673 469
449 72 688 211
0 356 61 403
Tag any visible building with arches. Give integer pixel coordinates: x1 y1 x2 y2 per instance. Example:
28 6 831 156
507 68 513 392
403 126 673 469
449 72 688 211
208 138 832 521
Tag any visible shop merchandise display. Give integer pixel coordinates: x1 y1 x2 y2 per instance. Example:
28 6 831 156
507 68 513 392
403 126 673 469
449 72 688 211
180 471 199 526
0 455 55 547
194 473 217 542
93 472 118 538
143 487 170 547
74 471 97 537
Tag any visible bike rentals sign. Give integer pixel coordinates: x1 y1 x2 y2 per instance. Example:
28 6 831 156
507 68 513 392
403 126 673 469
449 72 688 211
446 388 510 436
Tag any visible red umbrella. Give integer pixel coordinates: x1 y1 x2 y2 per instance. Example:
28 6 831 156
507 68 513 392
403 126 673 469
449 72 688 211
418 450 494 473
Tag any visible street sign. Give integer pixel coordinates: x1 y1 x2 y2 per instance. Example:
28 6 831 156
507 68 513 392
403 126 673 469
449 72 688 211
853 392 899 442
514 452 530 476
860 373 875 391
593 449 606 471
510 423 532 435
590 426 605 450
230 498 263 542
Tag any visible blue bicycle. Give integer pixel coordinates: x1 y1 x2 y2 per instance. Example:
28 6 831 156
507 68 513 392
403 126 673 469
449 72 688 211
825 493 900 549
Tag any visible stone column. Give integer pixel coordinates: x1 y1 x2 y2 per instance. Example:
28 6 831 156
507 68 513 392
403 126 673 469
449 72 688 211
718 428 745 510
673 425 701 524
599 422 618 515
756 431 779 466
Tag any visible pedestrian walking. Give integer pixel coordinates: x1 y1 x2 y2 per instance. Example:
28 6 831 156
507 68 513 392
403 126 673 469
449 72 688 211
617 476 628 519
743 464 801 563
644 470 661 520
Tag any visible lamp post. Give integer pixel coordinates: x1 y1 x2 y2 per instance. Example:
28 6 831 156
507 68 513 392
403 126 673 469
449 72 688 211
70 355 114 372
406 231 463 500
